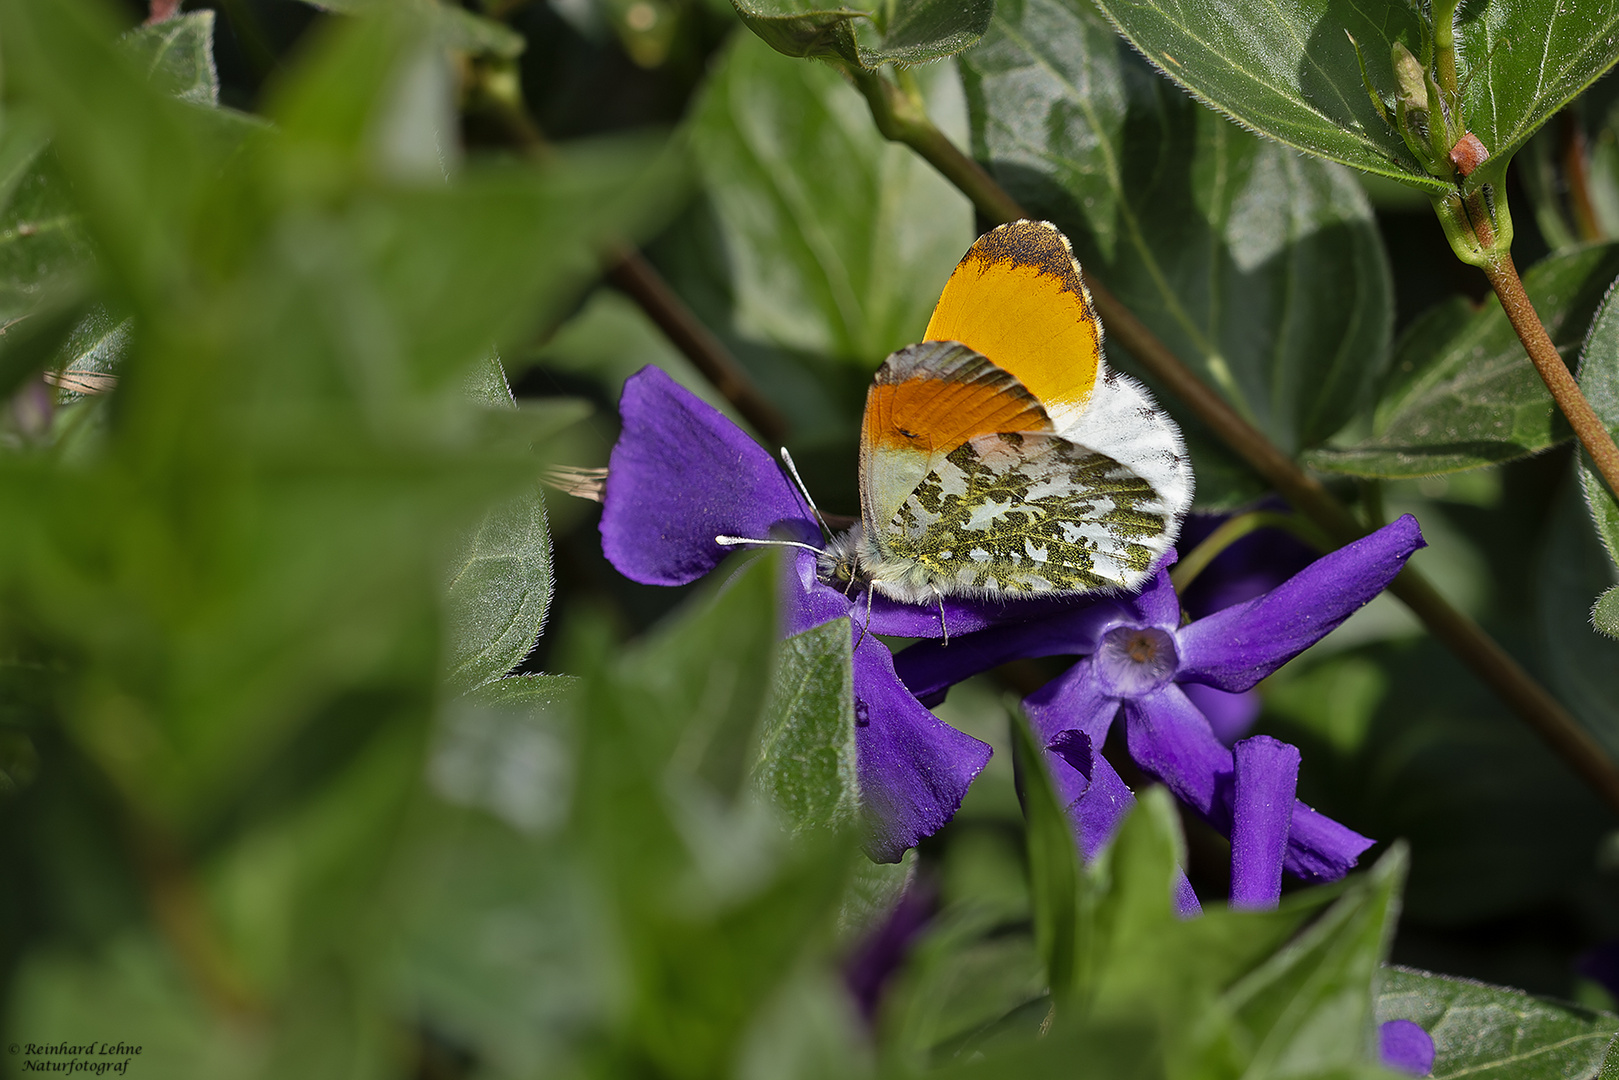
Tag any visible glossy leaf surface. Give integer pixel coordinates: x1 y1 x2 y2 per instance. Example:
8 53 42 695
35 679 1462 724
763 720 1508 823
1308 244 1619 477
123 10 220 106
758 617 861 833
1090 0 1619 194
688 34 972 368
1378 966 1619 1079
961 0 1392 503
732 0 993 69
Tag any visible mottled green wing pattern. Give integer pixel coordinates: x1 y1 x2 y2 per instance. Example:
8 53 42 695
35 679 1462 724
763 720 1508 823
881 431 1167 595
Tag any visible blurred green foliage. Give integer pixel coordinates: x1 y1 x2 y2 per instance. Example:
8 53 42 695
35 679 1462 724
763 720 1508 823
1 0 1619 1077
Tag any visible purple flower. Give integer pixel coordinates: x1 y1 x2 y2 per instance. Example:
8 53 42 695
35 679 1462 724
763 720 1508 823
896 515 1424 907
1172 506 1321 744
844 878 936 1020
1379 1019 1435 1076
601 366 1073 860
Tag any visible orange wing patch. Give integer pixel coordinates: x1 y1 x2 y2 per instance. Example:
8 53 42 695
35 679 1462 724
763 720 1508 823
924 220 1102 414
865 374 1048 454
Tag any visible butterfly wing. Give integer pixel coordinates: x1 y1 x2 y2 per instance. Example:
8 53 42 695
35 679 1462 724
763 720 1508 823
924 220 1102 430
855 220 1193 601
859 339 1053 537
868 387 1188 599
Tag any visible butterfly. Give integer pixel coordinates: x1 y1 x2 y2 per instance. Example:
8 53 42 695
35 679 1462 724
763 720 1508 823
814 219 1194 604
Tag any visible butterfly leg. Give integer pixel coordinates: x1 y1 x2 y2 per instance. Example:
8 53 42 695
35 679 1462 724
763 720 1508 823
934 590 949 646
852 585 876 651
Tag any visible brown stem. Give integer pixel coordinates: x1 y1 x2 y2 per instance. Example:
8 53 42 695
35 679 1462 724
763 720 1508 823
605 247 789 442
467 68 788 442
1560 112 1603 243
856 70 1619 815
126 816 262 1017
1468 195 1619 506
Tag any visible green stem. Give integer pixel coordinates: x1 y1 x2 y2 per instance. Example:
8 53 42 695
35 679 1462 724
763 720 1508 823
851 68 1619 815
1431 0 1461 109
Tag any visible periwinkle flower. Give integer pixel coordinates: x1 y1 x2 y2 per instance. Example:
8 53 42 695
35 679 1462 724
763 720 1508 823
1173 507 1319 744
1379 1019 1435 1076
897 515 1425 908
600 366 1075 860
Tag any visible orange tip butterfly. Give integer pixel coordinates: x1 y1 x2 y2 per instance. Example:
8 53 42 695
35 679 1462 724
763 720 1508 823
813 219 1194 604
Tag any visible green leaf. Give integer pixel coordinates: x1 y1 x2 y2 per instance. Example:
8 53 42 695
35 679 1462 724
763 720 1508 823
960 0 1393 486
568 561 857 1079
626 557 785 801
121 10 220 106
757 618 860 833
1378 966 1619 1079
687 34 973 367
1263 639 1614 926
1308 244 1619 477
0 135 92 326
1596 585 1619 638
47 304 131 402
1009 708 1089 1007
1205 846 1405 1076
1578 270 1619 566
6 935 396 1080
443 487 554 694
437 675 579 833
1535 479 1619 758
306 0 528 58
0 283 92 399
0 0 666 833
732 0 993 68
1089 0 1619 195
388 803 606 1078
434 5 528 58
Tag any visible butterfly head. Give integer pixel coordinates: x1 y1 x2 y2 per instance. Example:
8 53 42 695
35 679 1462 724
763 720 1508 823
818 525 873 595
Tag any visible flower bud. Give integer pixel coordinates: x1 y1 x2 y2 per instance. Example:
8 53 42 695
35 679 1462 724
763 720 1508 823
1391 42 1429 112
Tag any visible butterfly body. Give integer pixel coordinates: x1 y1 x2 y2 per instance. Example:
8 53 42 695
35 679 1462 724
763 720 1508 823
832 220 1193 604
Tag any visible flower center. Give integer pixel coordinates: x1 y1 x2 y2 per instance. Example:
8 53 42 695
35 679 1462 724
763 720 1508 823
1095 625 1179 697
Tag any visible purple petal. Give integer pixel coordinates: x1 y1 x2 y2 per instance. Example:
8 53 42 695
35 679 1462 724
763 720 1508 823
866 591 1087 639
1065 751 1136 862
895 601 1129 705
1176 506 1317 620
601 366 814 586
1132 560 1182 630
1175 515 1425 692
1123 685 1233 823
1182 682 1261 746
1026 680 1200 916
1045 729 1093 808
1379 1019 1435 1077
1049 751 1201 917
1124 685 1374 883
845 878 936 1020
854 632 991 862
1025 658 1121 749
784 548 857 637
1174 874 1202 918
1283 801 1375 884
1229 736 1299 911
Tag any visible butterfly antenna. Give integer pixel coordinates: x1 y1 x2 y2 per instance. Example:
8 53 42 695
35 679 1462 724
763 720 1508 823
779 447 833 542
715 535 827 555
